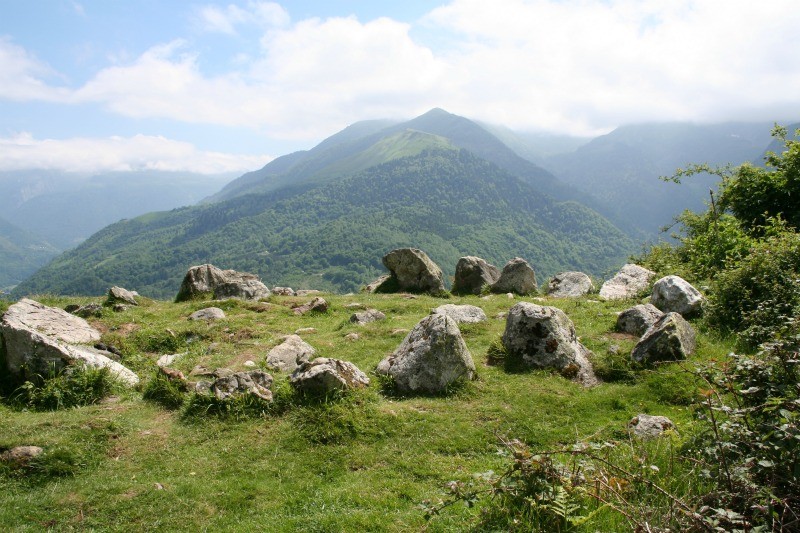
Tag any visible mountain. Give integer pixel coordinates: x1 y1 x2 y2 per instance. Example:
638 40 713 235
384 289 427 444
0 170 234 250
539 122 775 237
14 129 635 298
0 216 59 293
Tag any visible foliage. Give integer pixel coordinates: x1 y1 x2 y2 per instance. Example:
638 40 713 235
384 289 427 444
141 370 187 410
11 364 118 411
686 323 800 530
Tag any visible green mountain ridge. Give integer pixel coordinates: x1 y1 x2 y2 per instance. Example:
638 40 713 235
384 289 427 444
14 147 634 299
0 216 59 293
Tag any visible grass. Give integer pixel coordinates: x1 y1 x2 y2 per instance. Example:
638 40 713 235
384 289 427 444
0 290 737 531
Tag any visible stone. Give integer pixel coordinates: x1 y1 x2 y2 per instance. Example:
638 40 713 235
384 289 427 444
501 302 597 386
616 304 663 336
345 333 360 341
295 290 322 297
157 366 189 390
175 264 270 302
650 275 704 317
112 304 128 312
265 335 316 373
271 287 295 296
289 358 370 395
156 352 186 368
345 303 366 310
632 312 696 363
350 309 386 325
243 360 257 368
292 297 328 315
188 307 226 321
451 256 500 295
195 370 273 401
599 264 656 300
491 258 537 295
107 286 138 306
71 303 103 318
378 248 445 294
0 299 139 386
432 304 488 324
376 313 475 394
628 414 676 438
0 446 44 463
363 275 391 293
546 271 594 298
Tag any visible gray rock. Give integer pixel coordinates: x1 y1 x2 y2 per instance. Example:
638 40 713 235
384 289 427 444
265 335 316 373
501 302 597 386
617 304 664 336
107 286 138 306
196 370 274 401
432 304 488 324
546 271 594 298
451 256 500 295
289 357 370 395
632 312 696 363
599 264 656 300
175 264 270 302
271 287 295 296
0 445 44 463
0 299 139 386
376 313 475 394
651 275 704 317
628 414 676 438
345 333 360 341
292 297 329 315
364 275 391 293
379 248 445 294
156 352 186 368
350 309 386 325
188 307 226 321
295 290 322 297
71 303 104 318
491 258 537 295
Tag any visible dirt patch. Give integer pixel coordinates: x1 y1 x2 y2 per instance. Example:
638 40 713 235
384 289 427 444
605 332 639 341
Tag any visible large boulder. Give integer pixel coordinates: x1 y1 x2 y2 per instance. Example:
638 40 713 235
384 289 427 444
378 248 445 294
107 286 138 306
265 335 315 373
650 275 704 317
616 304 664 336
289 358 370 396
451 256 500 295
501 302 596 386
432 304 488 324
631 312 696 363
376 313 475 394
0 298 139 386
175 264 270 302
546 272 594 298
599 264 656 300
491 258 537 295
364 275 391 293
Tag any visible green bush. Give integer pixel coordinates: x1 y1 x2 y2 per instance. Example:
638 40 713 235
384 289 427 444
11 364 118 410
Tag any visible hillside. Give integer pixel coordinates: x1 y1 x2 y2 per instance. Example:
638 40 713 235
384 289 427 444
14 147 635 299
0 217 59 293
540 122 775 236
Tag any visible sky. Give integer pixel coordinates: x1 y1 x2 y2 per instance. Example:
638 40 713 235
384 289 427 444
1 0 798 175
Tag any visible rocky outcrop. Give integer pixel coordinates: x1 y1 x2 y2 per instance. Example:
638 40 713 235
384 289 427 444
376 313 475 394
188 307 226 321
546 272 594 298
616 304 663 336
289 358 370 396
491 258 537 295
451 256 500 295
377 248 445 294
432 304 488 324
350 309 386 325
175 264 270 302
501 302 596 386
292 297 329 315
0 298 139 386
651 275 704 317
631 312 696 363
265 335 315 373
599 264 656 300
107 286 138 306
628 414 676 438
195 369 273 401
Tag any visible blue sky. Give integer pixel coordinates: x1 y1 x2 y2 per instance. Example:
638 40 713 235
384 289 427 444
1 0 798 174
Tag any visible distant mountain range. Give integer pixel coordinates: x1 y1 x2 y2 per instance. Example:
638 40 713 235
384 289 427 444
0 216 59 293
7 110 792 299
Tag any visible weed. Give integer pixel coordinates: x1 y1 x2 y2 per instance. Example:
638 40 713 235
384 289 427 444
142 369 188 409
10 364 119 410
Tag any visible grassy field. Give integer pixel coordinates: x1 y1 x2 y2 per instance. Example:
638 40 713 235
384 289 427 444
0 290 735 531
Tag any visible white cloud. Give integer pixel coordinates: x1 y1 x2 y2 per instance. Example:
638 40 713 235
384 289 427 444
197 1 289 34
0 132 271 174
0 38 69 101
